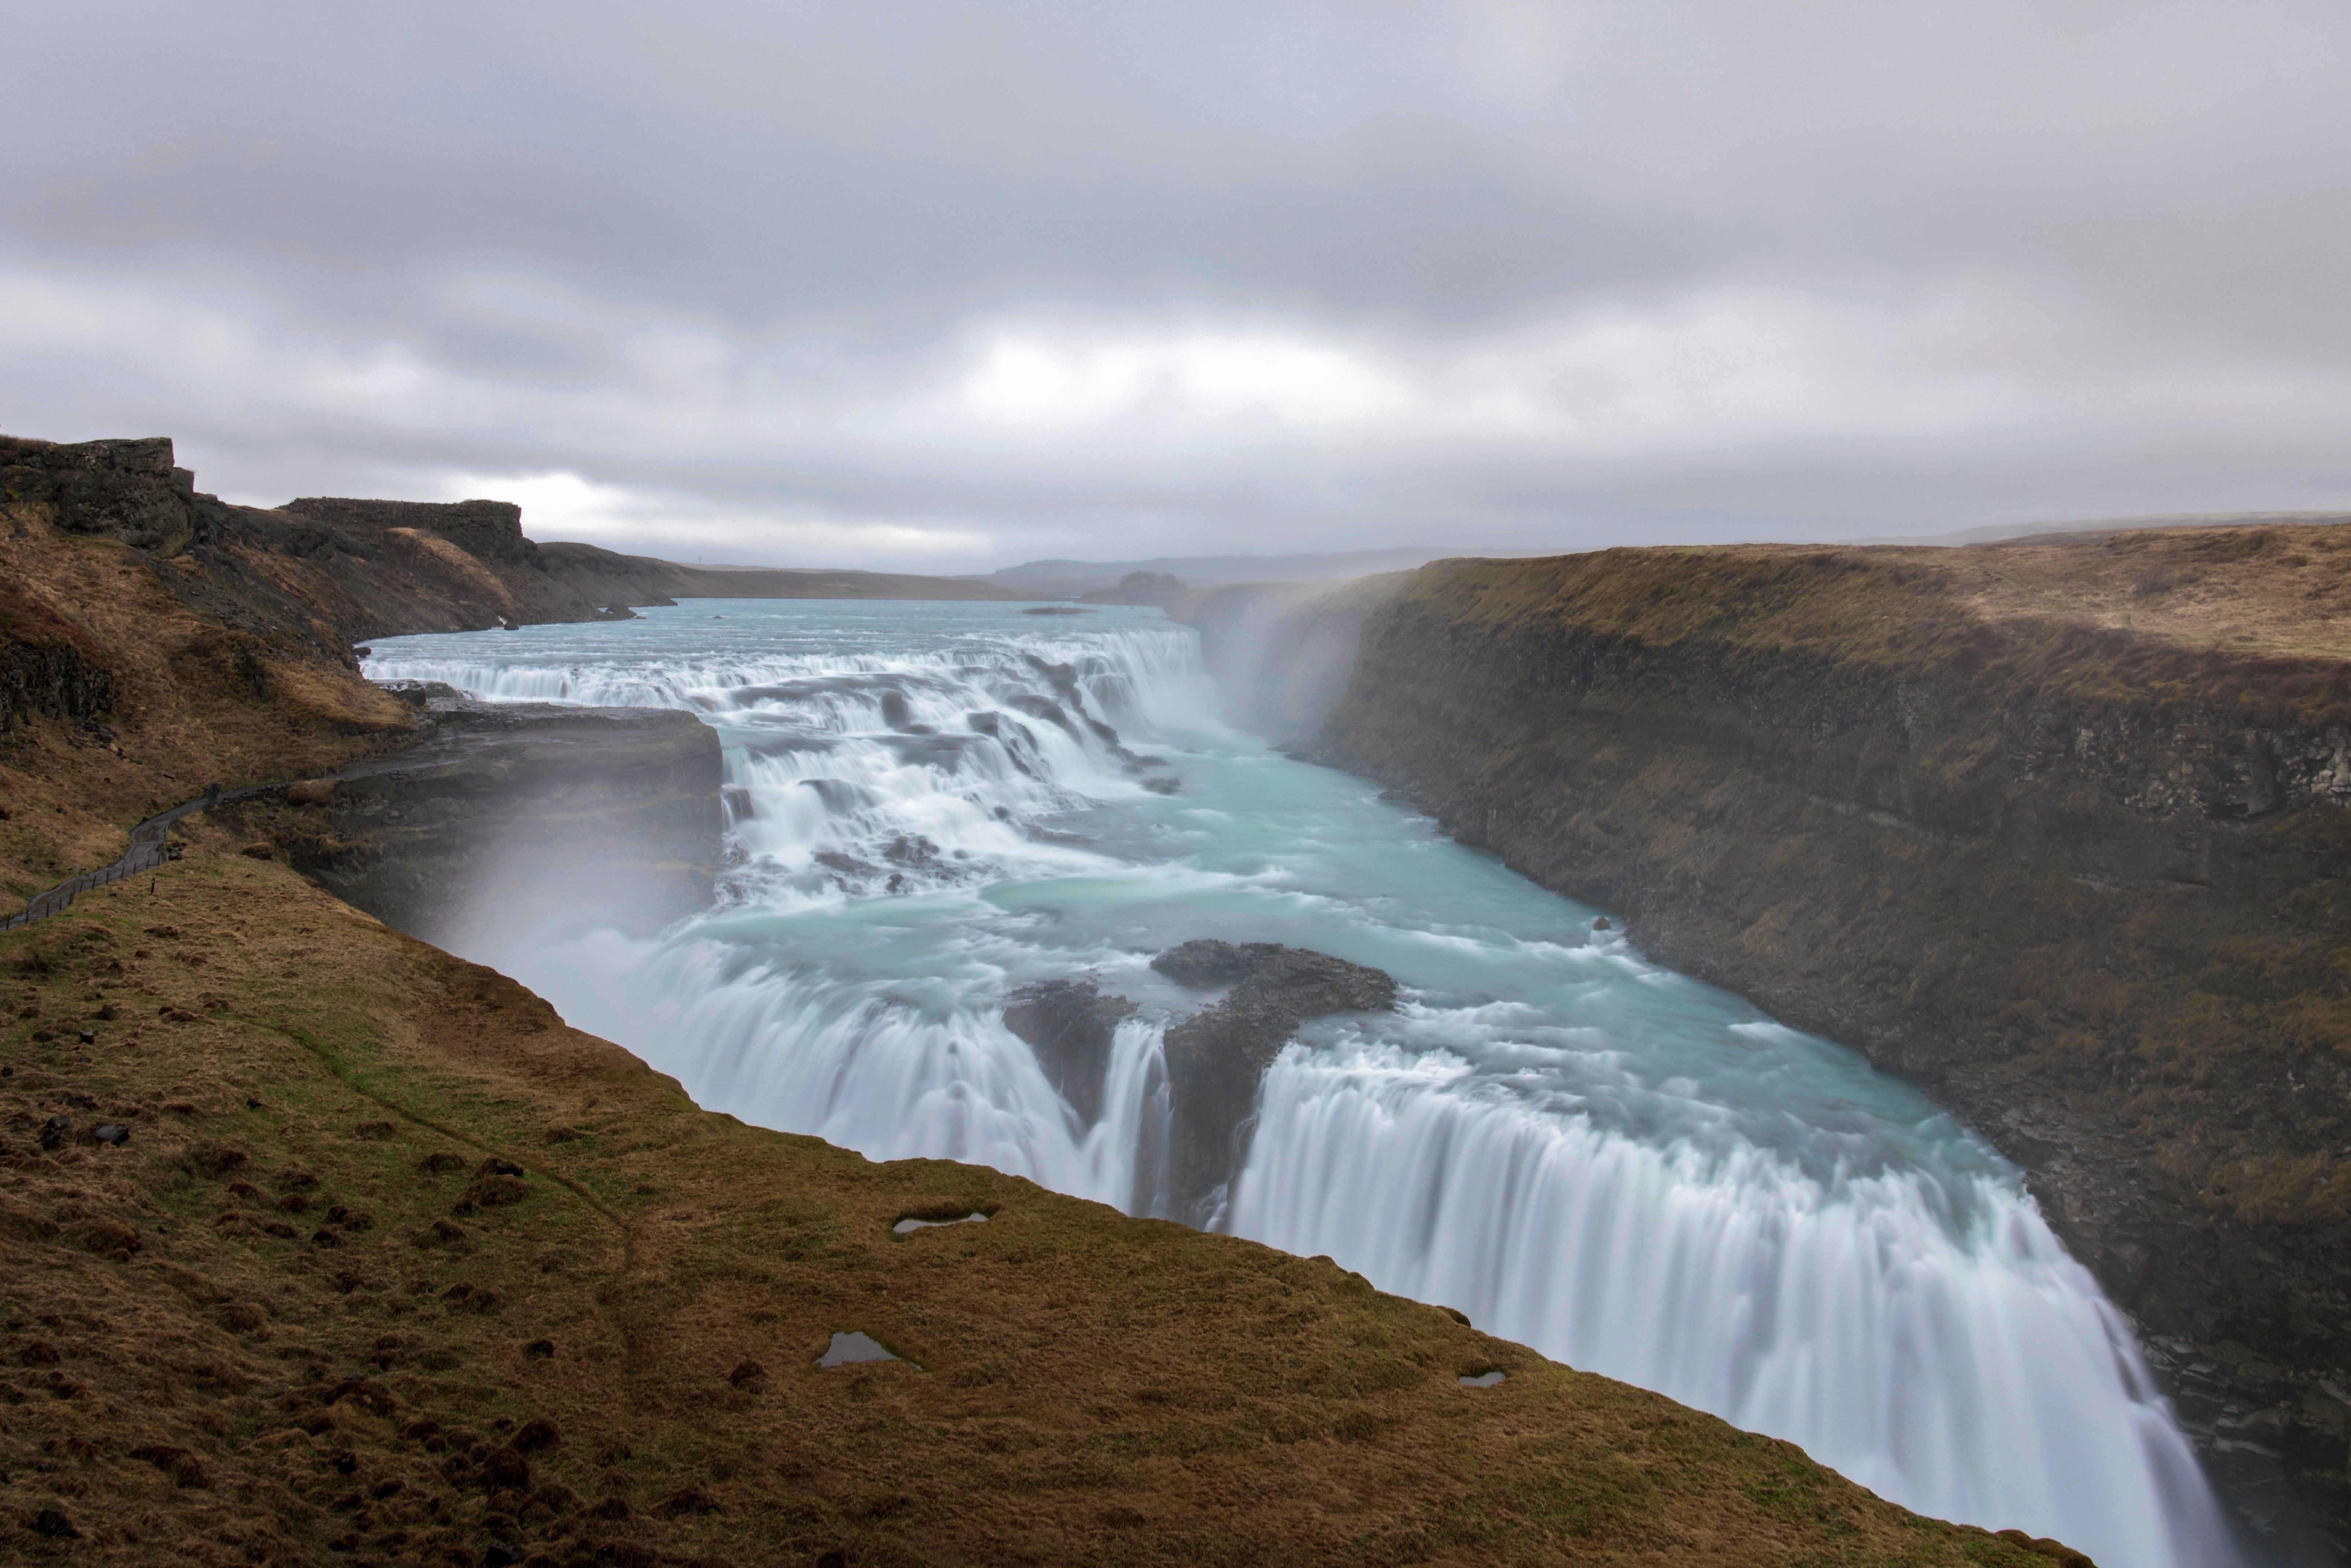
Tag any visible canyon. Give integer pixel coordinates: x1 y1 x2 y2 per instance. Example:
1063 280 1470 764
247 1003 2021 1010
0 431 2100 1565
1187 529 2351 1561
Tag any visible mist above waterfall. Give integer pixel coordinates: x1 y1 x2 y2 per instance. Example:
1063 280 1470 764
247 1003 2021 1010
362 599 2239 1567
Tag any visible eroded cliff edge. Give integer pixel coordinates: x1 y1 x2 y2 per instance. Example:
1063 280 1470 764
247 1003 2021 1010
1194 526 2351 1559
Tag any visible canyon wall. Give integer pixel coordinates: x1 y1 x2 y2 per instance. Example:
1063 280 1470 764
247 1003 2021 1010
254 686 724 952
0 432 990 937
1193 530 2351 1560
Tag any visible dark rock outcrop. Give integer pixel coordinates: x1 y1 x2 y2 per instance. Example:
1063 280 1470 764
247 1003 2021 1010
0 434 209 555
6 434 1021 659
1003 943 1396 1222
1002 979 1137 1125
282 496 541 567
0 576 112 734
267 685 723 953
1154 941 1397 1220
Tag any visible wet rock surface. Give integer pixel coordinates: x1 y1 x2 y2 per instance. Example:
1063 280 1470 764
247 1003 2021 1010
1002 979 1137 1126
1114 945 1401 1222
255 684 723 949
1006 943 1396 1220
1152 939 1397 1013
1155 942 1397 1220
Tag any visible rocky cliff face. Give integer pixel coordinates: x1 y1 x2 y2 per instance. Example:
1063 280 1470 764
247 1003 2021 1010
1002 942 1398 1223
246 684 723 954
0 437 729 946
1182 573 1407 744
0 576 112 735
5 433 1018 657
3 436 421 907
1195 530 2351 1563
0 434 209 555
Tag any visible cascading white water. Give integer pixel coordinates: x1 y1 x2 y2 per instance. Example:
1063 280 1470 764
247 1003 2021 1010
1232 1039 2233 1566
365 600 2239 1568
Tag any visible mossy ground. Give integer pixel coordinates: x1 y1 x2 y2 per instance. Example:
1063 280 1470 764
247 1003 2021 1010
0 855 2080 1567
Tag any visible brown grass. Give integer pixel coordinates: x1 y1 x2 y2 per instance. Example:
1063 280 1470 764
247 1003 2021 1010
0 507 415 909
1403 524 2351 724
0 855 2079 1567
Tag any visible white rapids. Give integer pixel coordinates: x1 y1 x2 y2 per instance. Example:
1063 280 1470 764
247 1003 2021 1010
364 598 2240 1568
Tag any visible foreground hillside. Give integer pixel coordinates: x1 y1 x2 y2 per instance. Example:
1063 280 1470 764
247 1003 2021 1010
0 857 2086 1566
1196 522 2351 1558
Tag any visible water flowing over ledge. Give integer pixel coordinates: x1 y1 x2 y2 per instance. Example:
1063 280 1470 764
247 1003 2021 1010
365 600 2239 1567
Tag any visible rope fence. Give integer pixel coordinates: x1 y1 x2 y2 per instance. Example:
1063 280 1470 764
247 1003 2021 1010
1 781 294 933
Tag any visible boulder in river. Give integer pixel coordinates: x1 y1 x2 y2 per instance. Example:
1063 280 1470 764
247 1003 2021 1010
1002 979 1137 1126
1002 942 1394 1219
1153 941 1396 1221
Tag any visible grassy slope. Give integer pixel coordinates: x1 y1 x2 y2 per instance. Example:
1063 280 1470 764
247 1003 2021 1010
0 858 2078 1568
0 513 412 909
1395 527 2351 716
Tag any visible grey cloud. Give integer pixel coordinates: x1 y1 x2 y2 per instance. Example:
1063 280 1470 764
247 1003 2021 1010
3 0 2348 570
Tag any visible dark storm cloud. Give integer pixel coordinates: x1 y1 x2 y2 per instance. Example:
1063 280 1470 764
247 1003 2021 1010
3 0 2347 569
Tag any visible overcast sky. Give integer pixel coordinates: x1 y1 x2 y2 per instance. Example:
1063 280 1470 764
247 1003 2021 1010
4 1 2348 571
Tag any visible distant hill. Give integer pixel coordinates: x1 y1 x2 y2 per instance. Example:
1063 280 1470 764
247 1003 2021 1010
980 545 1539 597
532 541 1017 606
1845 510 2351 547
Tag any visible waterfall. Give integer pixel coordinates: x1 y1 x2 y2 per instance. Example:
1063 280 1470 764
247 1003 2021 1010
368 611 1217 906
363 601 2239 1568
1229 1039 2235 1568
